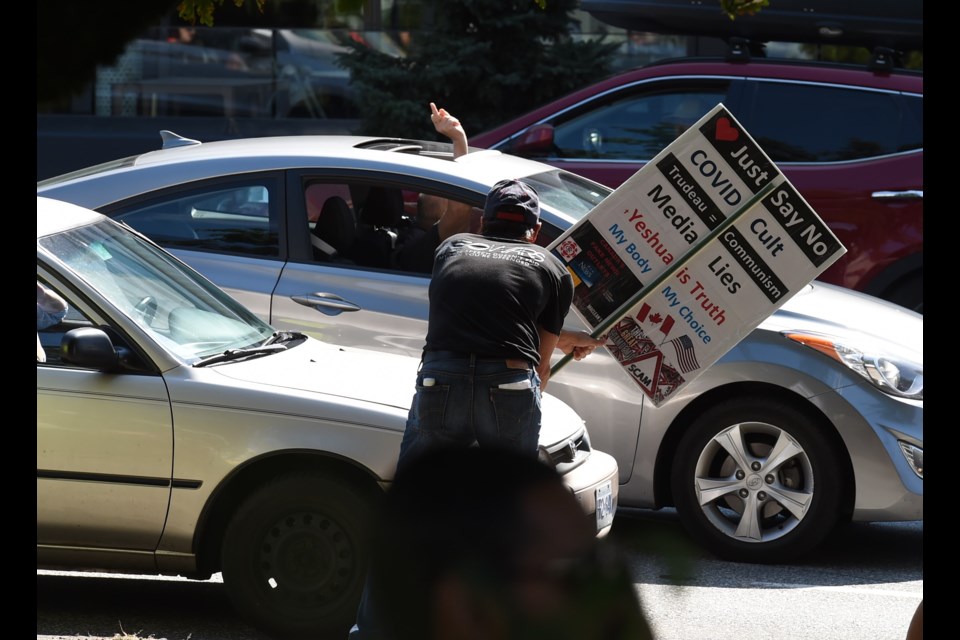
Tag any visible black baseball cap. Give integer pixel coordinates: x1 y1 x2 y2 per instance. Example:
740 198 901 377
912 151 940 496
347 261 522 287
483 179 540 227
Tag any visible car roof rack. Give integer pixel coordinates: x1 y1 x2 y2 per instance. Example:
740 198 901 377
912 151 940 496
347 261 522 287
579 0 922 53
643 53 921 77
719 39 904 70
867 46 901 72
725 37 766 62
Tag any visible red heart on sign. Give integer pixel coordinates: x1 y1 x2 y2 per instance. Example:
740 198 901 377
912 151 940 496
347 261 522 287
715 117 740 142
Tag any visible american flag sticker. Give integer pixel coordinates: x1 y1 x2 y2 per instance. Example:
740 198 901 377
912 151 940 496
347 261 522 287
667 335 700 373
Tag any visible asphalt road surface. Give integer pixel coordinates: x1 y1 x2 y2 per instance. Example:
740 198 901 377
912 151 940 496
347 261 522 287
37 508 922 640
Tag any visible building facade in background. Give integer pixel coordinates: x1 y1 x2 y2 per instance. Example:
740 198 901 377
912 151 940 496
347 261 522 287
36 1 921 180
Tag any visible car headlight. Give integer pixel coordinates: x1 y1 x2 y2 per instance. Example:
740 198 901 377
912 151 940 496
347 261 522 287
782 331 923 400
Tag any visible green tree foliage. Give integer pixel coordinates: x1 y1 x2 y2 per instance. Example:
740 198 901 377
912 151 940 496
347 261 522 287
720 0 770 20
177 0 265 26
336 0 621 139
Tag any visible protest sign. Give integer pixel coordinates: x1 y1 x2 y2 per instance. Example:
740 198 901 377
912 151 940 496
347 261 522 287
549 104 846 406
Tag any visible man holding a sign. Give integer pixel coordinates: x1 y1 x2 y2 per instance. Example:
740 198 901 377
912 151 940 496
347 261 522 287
397 178 605 468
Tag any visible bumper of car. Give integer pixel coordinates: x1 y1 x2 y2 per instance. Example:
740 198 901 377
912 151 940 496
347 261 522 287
561 448 620 537
833 383 923 522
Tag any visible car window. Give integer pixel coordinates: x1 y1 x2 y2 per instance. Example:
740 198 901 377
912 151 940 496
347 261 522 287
305 182 356 223
112 177 282 257
36 275 158 371
544 83 731 161
301 179 389 268
298 178 483 275
39 217 274 362
901 93 923 147
739 81 923 162
522 170 611 223
36 279 98 366
294 171 610 275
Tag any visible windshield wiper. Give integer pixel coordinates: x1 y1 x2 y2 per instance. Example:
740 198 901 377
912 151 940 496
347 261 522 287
194 344 288 368
262 331 307 346
193 331 307 367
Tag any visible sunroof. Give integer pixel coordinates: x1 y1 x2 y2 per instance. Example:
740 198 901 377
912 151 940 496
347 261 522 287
354 138 457 159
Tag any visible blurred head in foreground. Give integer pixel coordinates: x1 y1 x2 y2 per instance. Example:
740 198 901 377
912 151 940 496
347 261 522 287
367 445 653 640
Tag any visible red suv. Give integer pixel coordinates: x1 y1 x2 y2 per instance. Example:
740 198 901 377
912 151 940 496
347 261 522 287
473 58 924 312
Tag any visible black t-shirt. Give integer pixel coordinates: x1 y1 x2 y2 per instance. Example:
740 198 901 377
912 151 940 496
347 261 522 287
425 233 574 366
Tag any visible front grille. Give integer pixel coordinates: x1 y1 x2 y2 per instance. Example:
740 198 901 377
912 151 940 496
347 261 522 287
542 428 591 474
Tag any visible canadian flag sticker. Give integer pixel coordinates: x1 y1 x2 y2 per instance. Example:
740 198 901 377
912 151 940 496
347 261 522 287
636 302 675 338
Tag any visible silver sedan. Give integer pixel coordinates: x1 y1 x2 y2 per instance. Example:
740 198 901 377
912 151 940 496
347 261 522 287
37 196 618 639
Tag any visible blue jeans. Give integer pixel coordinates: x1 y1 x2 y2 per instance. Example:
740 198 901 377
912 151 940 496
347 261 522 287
397 350 543 470
349 351 542 639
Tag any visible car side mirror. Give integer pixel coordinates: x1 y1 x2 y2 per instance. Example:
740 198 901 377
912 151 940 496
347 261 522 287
60 327 122 371
512 124 556 155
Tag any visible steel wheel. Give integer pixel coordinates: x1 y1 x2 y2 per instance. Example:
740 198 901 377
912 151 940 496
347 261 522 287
671 397 843 563
220 471 375 639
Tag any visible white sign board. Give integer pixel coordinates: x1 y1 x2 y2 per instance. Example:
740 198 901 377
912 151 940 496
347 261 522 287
549 104 846 406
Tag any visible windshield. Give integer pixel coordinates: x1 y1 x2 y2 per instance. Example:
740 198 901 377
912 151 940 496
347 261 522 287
38 218 275 362
522 170 612 222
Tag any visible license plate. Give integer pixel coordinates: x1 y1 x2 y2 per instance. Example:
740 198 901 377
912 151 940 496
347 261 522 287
595 481 614 531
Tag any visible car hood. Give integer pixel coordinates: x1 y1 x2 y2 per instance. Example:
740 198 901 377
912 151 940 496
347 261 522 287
212 337 586 445
763 281 922 356
213 338 421 409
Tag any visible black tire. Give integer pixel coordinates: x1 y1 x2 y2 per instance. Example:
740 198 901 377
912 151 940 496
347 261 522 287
220 471 376 639
670 397 844 564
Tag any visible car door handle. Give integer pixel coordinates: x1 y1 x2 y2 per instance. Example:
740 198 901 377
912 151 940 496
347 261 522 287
872 190 923 201
291 292 361 316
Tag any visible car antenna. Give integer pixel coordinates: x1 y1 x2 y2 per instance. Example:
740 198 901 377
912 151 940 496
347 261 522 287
159 130 202 149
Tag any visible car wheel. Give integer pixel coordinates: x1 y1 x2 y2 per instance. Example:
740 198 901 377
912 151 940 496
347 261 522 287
220 471 376 639
670 397 843 564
